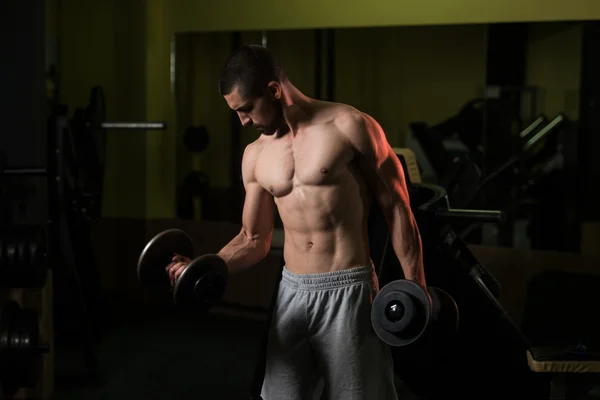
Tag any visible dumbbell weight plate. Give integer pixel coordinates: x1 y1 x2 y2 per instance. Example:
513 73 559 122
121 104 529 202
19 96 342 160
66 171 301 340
29 227 48 288
0 301 46 395
0 236 4 280
371 280 432 347
173 254 228 309
11 307 42 389
15 239 27 285
428 287 459 338
137 229 194 288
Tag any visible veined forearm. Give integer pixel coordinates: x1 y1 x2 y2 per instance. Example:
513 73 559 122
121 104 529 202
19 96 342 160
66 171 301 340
386 205 425 285
217 230 271 274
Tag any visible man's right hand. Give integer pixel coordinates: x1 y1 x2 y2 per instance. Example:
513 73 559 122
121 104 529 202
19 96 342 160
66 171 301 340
165 253 192 286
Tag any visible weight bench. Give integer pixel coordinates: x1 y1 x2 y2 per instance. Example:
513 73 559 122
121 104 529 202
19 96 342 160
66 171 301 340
527 346 600 399
522 270 600 399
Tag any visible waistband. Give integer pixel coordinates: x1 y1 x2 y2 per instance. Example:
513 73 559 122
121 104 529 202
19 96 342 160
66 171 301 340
281 265 374 290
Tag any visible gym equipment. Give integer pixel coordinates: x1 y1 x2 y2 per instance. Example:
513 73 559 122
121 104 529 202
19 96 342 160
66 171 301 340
0 151 6 180
0 300 50 397
408 183 528 347
519 115 548 139
77 86 167 131
0 151 47 179
423 113 570 248
183 125 209 153
69 86 168 219
182 171 210 197
368 150 534 398
377 182 530 399
371 279 459 347
1 86 167 184
409 183 504 295
178 124 212 221
137 229 228 309
0 225 47 288
438 158 482 209
473 114 566 200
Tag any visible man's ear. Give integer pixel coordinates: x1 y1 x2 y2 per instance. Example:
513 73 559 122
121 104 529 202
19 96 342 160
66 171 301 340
267 81 282 100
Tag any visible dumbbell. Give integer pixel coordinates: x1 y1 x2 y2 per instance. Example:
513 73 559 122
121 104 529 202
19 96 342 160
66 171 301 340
371 280 459 347
137 229 228 309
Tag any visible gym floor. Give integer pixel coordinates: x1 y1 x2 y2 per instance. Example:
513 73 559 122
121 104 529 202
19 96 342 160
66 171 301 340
52 300 268 400
51 299 419 400
50 298 600 400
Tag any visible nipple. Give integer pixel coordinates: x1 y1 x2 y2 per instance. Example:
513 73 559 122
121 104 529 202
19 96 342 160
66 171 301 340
320 168 329 174
269 185 275 194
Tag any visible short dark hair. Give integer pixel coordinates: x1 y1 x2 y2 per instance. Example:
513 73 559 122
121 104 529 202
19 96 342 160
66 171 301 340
218 45 284 98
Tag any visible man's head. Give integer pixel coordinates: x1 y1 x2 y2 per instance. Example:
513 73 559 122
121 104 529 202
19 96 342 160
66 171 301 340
218 45 286 135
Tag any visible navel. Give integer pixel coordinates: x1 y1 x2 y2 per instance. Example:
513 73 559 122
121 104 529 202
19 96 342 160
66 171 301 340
307 241 314 250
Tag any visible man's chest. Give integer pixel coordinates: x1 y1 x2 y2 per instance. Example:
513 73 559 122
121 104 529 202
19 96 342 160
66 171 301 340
254 131 355 196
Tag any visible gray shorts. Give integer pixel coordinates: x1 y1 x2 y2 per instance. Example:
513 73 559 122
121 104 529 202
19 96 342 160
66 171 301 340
261 265 398 400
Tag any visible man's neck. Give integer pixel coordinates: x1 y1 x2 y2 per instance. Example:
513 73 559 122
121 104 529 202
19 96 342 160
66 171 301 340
280 82 314 135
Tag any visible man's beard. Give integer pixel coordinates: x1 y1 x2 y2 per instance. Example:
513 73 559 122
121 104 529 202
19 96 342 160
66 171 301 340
256 102 284 135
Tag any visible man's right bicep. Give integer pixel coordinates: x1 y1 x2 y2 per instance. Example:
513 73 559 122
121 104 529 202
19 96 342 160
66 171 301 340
240 143 274 240
241 182 275 240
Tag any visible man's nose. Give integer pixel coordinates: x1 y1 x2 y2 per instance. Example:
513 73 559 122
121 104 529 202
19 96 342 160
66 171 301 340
239 114 252 127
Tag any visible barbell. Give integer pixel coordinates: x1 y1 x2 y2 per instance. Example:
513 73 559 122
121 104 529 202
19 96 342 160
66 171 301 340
79 86 167 131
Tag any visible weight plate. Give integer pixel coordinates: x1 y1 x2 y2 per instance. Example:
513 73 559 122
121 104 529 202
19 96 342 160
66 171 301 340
183 126 209 153
137 229 194 287
0 302 44 395
174 254 228 309
0 236 5 278
428 287 460 338
371 280 431 347
0 226 48 288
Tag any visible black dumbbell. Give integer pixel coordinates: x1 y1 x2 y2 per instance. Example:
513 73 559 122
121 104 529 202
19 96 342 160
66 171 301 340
137 229 228 309
371 279 459 347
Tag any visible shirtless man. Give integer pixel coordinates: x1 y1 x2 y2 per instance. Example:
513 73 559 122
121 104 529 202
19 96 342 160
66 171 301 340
167 45 426 400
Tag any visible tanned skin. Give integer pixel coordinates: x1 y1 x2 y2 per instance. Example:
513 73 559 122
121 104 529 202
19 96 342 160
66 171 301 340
167 79 425 291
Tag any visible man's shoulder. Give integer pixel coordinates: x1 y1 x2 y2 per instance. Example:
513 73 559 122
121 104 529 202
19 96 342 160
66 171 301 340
243 136 268 157
315 100 363 125
322 103 368 136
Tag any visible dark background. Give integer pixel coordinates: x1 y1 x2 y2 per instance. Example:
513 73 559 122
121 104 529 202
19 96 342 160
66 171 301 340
2 1 600 399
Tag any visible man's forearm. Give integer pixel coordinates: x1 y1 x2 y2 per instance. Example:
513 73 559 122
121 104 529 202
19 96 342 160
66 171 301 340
216 230 271 274
386 205 425 286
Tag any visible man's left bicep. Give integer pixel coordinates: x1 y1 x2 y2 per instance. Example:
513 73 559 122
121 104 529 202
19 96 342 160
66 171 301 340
349 115 410 205
377 146 411 202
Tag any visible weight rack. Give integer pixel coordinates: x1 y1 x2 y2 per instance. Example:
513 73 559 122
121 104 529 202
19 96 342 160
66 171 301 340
2 107 108 392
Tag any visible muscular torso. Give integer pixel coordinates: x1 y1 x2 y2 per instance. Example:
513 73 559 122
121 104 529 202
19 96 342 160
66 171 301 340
253 106 373 274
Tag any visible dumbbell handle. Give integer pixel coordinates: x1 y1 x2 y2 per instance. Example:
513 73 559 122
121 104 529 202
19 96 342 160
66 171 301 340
435 208 506 223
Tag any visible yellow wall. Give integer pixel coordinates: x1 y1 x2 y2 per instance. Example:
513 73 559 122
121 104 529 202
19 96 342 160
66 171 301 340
175 32 233 188
56 0 591 219
170 0 600 32
175 26 486 190
334 25 486 146
525 22 583 120
58 0 177 218
144 0 177 218
177 22 587 195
